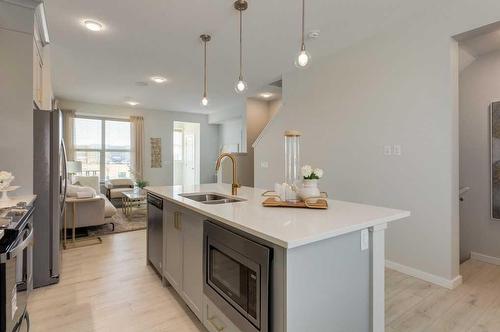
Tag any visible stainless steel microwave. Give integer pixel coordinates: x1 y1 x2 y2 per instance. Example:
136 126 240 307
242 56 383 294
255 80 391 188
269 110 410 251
204 222 271 332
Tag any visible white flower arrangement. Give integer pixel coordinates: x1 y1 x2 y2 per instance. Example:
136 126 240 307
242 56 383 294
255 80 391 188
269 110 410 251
0 171 14 190
301 165 324 180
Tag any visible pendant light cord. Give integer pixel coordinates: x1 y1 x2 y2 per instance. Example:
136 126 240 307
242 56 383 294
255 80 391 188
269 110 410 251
239 9 243 80
301 0 305 49
204 40 207 97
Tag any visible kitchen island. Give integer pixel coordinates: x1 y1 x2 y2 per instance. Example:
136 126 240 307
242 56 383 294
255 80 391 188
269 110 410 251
146 184 409 332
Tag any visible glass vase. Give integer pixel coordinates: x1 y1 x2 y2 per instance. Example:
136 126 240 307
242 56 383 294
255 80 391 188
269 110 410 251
284 130 301 202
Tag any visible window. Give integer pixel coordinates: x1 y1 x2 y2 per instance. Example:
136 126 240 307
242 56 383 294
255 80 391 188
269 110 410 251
173 129 183 161
74 117 131 181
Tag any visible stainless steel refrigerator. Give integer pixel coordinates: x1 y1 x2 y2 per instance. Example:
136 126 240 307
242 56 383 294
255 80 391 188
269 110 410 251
33 107 68 288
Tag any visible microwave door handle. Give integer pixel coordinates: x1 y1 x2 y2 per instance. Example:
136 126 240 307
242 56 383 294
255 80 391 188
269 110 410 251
7 227 34 260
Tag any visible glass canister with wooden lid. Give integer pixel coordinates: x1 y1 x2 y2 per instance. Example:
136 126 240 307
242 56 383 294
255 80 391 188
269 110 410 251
284 130 302 202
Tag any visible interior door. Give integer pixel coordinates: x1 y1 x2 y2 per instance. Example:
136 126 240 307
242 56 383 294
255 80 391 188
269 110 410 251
183 133 196 186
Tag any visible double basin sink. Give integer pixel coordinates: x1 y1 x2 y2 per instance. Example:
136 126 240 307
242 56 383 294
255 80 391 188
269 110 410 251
179 192 246 205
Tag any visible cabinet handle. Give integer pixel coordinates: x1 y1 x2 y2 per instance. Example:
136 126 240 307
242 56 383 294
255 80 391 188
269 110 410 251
208 315 225 331
173 212 182 230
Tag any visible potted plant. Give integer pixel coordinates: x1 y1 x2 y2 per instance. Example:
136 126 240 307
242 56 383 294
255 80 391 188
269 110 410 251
130 169 148 191
136 179 149 190
299 165 324 199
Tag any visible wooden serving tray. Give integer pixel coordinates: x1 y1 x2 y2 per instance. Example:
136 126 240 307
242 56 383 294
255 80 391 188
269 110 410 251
262 195 328 209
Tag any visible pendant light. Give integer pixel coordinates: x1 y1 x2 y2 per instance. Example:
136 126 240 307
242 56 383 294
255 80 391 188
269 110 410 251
295 0 311 68
200 34 211 107
234 0 248 93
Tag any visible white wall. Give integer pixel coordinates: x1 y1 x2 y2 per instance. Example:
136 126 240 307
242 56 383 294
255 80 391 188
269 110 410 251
0 2 35 195
255 0 500 283
219 118 244 153
219 98 273 186
268 98 282 120
460 49 500 260
58 99 220 186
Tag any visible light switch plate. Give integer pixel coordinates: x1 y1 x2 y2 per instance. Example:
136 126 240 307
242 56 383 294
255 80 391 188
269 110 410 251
260 161 269 168
384 145 392 156
393 144 402 156
361 229 369 251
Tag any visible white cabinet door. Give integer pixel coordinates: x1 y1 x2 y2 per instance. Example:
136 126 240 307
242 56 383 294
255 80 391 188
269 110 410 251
181 212 203 320
164 210 182 292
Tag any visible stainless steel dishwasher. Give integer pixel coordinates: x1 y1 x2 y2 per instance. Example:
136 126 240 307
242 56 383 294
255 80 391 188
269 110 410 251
147 193 163 275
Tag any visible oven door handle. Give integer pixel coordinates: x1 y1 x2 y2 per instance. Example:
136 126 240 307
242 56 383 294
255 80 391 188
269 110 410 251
7 227 34 260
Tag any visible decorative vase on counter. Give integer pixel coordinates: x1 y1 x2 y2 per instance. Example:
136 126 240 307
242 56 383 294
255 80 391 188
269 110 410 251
284 130 302 202
299 179 321 200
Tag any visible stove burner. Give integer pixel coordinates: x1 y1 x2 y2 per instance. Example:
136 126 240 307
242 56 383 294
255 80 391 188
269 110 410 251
16 201 27 209
0 218 10 229
0 204 29 229
6 209 28 217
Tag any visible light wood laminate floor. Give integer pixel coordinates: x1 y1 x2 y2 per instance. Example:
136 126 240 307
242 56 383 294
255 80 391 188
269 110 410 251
28 230 204 332
27 230 500 332
386 258 500 332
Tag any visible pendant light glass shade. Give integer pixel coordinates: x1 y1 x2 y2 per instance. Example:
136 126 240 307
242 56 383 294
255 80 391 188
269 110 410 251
295 47 311 68
200 34 211 107
295 0 311 69
234 1 248 94
235 77 248 93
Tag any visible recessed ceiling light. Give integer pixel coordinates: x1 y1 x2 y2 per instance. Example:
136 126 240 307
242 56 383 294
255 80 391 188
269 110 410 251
150 76 168 84
260 92 273 99
307 30 321 39
83 20 104 32
125 100 139 106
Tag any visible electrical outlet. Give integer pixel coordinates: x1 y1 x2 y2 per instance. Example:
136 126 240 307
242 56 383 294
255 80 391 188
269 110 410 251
260 161 269 168
384 145 392 156
361 229 369 251
393 144 402 156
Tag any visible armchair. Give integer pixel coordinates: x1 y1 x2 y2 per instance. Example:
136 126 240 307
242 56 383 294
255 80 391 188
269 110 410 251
105 178 134 201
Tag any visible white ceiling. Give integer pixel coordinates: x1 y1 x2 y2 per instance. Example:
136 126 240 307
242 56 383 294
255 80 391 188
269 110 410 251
44 0 436 114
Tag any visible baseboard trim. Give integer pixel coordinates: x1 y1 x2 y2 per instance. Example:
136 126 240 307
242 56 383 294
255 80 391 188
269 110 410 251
386 260 463 290
470 252 500 266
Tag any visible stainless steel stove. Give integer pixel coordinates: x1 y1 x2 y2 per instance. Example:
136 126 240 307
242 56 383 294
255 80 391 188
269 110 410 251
0 202 33 332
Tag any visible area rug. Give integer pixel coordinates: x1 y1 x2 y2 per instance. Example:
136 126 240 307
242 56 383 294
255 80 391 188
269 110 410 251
76 209 147 238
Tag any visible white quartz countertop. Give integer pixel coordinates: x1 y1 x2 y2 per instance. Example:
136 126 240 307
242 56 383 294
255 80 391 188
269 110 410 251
146 184 410 249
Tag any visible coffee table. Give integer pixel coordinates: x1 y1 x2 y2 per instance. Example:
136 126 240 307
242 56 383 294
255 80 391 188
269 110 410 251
122 189 146 219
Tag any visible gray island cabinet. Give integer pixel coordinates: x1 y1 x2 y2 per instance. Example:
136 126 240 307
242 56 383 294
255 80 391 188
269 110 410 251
146 184 410 332
163 201 204 319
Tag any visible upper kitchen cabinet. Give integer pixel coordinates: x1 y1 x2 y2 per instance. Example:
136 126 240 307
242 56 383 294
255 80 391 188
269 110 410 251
33 4 53 110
